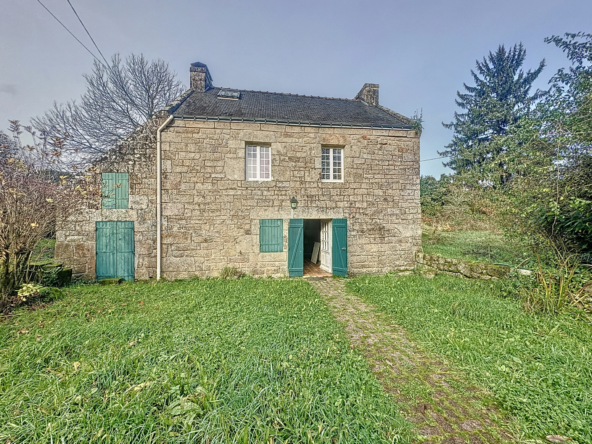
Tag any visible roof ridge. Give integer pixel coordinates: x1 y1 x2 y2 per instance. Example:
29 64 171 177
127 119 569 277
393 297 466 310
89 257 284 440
213 86 358 102
376 104 414 126
166 88 195 114
173 114 413 129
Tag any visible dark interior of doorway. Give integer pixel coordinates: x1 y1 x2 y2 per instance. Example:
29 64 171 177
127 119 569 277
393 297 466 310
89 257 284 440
303 219 330 277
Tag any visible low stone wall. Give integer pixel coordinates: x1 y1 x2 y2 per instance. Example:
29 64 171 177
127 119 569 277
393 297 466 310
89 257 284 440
415 252 510 280
29 261 73 287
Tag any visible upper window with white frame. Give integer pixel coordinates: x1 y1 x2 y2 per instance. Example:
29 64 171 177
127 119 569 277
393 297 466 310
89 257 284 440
246 144 271 181
321 147 343 182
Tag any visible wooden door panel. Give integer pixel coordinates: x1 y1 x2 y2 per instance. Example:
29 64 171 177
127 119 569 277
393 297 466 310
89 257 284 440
332 219 347 277
288 219 304 277
96 221 135 281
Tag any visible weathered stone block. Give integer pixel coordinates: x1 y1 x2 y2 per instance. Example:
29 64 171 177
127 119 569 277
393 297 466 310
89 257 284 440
162 203 185 216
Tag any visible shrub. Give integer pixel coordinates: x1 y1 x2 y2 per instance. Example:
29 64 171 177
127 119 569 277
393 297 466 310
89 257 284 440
420 174 450 217
38 287 64 302
499 254 591 316
0 122 99 310
16 283 44 304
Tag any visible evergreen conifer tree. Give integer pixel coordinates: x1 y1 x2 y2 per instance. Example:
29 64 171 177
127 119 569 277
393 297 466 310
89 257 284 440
441 44 545 175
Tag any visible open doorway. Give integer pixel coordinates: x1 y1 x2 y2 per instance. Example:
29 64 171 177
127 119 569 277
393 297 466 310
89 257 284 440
288 218 347 277
303 219 332 277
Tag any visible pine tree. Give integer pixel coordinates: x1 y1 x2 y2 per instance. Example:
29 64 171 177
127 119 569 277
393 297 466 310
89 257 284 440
441 44 545 175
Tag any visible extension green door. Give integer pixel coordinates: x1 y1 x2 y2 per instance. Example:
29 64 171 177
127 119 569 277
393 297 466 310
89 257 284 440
288 219 304 277
332 218 347 277
96 221 135 281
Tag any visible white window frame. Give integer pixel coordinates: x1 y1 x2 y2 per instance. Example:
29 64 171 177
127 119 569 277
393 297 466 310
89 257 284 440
321 147 344 183
246 144 272 181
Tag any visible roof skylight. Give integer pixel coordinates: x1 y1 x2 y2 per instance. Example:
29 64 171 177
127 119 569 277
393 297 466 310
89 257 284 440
217 89 241 100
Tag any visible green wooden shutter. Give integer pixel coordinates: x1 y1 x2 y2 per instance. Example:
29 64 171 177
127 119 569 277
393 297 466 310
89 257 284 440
288 219 304 277
96 221 117 279
101 174 116 209
116 221 135 281
102 173 129 209
332 218 348 277
260 219 283 252
96 221 135 281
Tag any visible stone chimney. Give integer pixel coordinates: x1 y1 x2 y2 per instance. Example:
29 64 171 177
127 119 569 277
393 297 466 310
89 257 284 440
190 62 213 92
355 83 379 106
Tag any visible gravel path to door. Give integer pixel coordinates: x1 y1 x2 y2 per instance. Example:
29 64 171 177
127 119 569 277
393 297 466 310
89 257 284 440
308 277 518 444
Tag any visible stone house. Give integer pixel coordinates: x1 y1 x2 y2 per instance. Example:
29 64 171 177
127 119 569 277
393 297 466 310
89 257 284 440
55 62 421 280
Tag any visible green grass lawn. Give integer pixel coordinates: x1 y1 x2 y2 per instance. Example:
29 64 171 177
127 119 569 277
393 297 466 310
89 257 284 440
348 274 592 444
31 238 56 263
0 278 412 444
422 227 531 266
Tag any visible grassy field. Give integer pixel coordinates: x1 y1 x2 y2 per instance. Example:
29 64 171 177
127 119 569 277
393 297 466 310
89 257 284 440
422 226 531 266
0 278 412 443
348 274 592 444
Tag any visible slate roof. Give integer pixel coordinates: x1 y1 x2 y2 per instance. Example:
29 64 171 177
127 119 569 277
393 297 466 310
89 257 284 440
170 87 414 129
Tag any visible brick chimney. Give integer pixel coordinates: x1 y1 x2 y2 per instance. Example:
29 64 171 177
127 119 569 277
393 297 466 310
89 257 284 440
355 83 379 106
190 62 213 92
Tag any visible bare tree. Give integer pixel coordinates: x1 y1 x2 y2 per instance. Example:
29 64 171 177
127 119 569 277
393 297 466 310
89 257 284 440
0 121 100 309
32 53 185 161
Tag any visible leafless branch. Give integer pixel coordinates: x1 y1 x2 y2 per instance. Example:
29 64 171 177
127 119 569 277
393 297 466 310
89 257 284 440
32 53 185 164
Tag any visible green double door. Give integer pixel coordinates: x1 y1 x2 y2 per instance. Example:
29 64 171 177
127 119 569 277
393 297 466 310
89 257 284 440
288 218 347 277
96 221 135 281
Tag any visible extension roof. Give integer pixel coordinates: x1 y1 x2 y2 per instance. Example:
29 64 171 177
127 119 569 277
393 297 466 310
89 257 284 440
170 87 414 129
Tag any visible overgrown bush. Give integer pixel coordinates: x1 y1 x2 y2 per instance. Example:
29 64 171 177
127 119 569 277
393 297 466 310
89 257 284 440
521 264 587 315
420 174 450 217
421 176 501 233
481 34 592 264
530 155 592 258
497 246 591 316
0 122 98 311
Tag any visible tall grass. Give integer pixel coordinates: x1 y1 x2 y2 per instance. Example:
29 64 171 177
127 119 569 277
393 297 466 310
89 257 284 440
348 274 592 443
0 278 412 443
422 226 530 266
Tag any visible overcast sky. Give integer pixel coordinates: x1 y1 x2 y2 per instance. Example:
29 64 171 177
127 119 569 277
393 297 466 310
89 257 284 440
2 0 591 176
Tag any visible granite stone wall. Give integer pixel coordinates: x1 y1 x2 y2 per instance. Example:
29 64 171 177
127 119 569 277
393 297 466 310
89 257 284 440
56 118 421 280
416 252 511 280
55 114 164 280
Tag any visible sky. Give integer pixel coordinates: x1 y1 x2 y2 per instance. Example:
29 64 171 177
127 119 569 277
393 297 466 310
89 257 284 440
1 0 591 177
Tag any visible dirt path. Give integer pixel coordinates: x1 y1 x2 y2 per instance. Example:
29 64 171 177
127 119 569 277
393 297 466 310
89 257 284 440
308 277 518 444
